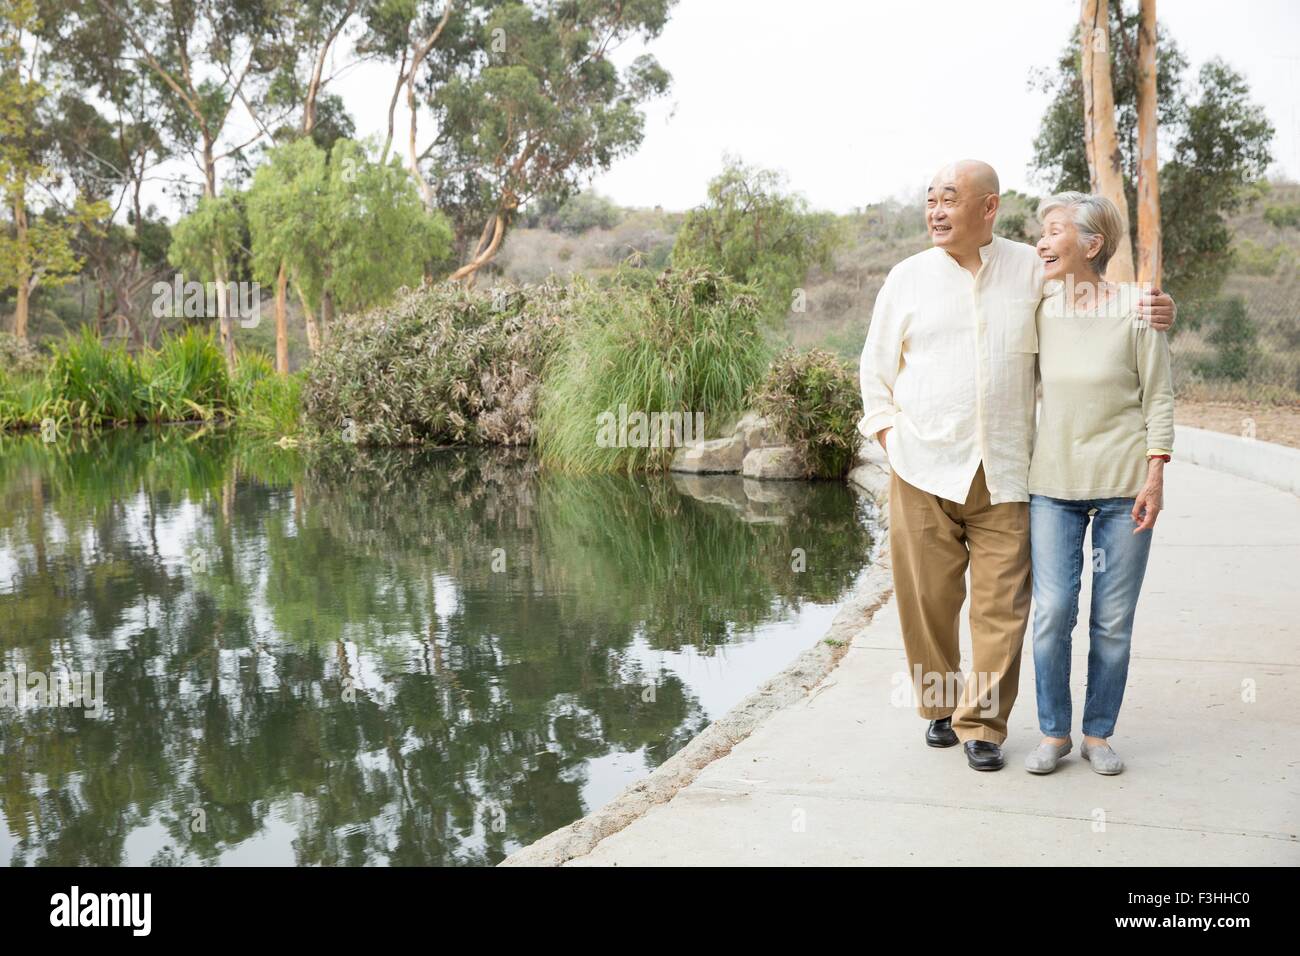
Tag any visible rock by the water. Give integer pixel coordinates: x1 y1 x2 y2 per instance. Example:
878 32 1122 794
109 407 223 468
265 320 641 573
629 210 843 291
741 445 806 480
668 434 746 473
732 412 777 452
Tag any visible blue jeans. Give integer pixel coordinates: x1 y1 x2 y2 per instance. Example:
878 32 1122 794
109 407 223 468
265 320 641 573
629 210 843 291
1029 495 1153 739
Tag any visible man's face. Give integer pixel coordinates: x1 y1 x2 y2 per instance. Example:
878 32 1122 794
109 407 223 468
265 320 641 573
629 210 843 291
926 173 990 250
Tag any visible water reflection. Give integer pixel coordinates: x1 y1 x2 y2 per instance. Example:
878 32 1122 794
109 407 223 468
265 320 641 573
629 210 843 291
0 428 876 865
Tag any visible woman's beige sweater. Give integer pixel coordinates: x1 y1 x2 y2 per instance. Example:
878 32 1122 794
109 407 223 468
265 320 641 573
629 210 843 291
1028 280 1174 500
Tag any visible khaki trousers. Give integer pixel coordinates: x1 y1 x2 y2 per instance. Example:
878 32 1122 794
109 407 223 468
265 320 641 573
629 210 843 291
888 462 1031 744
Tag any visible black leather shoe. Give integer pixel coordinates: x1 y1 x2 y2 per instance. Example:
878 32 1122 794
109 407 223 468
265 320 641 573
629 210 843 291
963 740 1005 771
925 716 958 748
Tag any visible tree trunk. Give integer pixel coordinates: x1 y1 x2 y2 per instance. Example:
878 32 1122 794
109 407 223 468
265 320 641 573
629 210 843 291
1080 0 1136 282
321 291 334 345
213 252 235 369
1135 0 1162 287
450 211 508 283
403 2 455 207
275 261 289 374
201 136 236 369
295 281 321 354
12 187 29 342
380 47 409 165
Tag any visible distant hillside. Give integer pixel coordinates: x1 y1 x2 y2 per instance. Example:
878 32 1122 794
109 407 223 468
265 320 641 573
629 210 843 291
497 182 1299 403
495 207 684 285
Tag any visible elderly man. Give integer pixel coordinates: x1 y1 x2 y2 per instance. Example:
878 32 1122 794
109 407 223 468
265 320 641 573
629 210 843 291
859 160 1175 771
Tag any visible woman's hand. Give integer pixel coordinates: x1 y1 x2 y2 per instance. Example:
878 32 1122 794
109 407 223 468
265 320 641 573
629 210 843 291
1132 459 1165 533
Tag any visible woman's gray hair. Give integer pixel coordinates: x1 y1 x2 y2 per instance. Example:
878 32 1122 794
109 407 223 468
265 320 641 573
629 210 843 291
1036 191 1124 276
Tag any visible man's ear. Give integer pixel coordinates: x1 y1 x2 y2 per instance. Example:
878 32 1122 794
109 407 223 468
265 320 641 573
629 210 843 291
985 193 1001 222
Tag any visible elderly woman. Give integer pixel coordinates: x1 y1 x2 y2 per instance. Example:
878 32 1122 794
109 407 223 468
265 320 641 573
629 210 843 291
1023 192 1174 776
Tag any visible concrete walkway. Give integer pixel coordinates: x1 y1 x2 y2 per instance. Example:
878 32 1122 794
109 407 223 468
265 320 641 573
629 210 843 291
563 460 1300 866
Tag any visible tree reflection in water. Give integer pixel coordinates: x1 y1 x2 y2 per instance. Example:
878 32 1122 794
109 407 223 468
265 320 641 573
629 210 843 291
0 428 875 865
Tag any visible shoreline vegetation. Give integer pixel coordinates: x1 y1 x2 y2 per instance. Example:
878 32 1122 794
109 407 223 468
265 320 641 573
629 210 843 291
0 327 300 439
1 268 865 479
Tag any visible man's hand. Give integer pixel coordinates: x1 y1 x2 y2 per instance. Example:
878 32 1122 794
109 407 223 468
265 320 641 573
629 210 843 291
876 427 891 452
1140 287 1176 332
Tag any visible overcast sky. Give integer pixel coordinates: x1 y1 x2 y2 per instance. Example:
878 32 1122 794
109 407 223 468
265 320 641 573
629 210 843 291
574 0 1300 211
160 0 1300 217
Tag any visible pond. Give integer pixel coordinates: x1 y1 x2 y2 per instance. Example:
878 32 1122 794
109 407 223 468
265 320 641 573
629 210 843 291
0 427 879 866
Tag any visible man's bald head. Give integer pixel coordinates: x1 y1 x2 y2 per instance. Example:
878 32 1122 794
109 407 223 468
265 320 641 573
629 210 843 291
925 159 1001 258
931 159 1000 196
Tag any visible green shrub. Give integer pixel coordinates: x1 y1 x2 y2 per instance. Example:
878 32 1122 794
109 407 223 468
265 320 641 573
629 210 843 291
225 348 303 436
1263 203 1300 229
303 280 577 446
748 347 862 479
1232 238 1286 276
0 332 46 377
1194 296 1260 383
537 267 771 473
522 190 623 233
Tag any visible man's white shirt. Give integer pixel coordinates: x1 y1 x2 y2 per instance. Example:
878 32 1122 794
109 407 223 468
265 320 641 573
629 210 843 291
857 235 1044 505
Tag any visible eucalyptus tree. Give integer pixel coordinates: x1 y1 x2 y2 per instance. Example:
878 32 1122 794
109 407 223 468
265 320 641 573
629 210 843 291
0 0 109 342
246 137 452 360
79 0 295 366
257 0 363 368
672 157 839 326
29 0 175 344
246 138 327 362
432 0 674 282
42 92 171 345
359 0 675 282
1031 1 1273 307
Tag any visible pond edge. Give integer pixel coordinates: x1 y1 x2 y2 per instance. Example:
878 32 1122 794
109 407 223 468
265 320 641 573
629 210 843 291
498 449 894 867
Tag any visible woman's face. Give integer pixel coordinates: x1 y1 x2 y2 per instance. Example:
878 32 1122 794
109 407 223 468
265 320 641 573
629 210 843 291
1036 207 1100 281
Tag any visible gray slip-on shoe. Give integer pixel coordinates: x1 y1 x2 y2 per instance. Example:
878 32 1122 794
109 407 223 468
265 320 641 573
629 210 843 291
1024 739 1072 774
1081 740 1124 775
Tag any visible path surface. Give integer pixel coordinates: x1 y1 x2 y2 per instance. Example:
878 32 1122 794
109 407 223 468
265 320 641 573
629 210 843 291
564 460 1300 866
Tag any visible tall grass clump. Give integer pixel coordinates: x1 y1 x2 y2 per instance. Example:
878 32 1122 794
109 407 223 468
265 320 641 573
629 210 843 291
6 327 237 431
223 348 302 437
138 326 232 421
47 328 146 425
303 280 577 446
536 267 772 473
0 334 59 429
0 369 67 430
229 348 276 407
247 373 302 436
748 347 862 479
